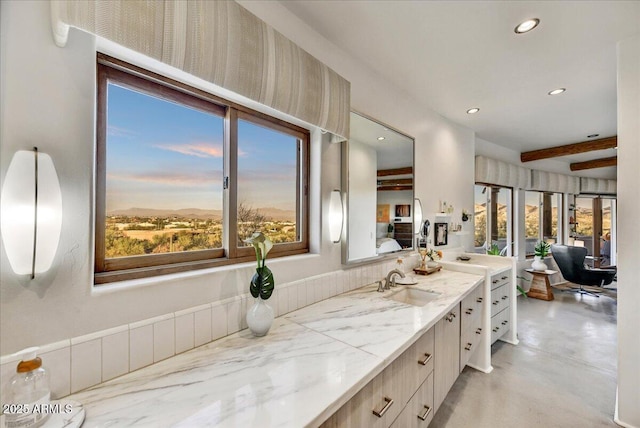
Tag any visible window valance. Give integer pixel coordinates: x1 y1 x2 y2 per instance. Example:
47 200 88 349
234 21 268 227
51 0 350 139
531 170 580 194
475 156 531 189
580 177 617 195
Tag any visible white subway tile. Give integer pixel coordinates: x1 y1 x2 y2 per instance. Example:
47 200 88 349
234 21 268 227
336 271 345 295
297 280 307 308
153 318 175 363
288 285 298 312
102 331 129 382
195 307 213 346
71 339 101 393
278 287 289 315
210 304 227 341
240 297 249 330
40 346 71 399
306 279 315 305
1 361 15 405
129 325 153 371
227 299 242 335
175 313 194 354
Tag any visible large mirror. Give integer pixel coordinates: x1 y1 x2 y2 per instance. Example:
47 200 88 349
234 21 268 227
343 112 415 263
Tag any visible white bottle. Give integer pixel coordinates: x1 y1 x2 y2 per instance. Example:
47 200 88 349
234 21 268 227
5 347 51 428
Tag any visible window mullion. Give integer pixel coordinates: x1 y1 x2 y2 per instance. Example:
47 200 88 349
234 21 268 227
226 108 239 259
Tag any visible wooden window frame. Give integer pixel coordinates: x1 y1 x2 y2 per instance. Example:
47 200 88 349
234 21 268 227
95 54 310 285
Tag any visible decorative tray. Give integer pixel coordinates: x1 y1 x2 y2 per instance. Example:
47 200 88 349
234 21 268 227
413 265 442 275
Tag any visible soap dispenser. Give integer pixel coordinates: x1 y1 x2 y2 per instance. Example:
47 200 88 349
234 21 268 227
5 347 51 428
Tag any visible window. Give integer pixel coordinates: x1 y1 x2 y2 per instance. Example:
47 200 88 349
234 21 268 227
95 56 309 284
525 191 562 255
474 184 512 255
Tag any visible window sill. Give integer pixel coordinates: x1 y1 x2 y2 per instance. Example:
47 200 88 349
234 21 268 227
92 250 318 294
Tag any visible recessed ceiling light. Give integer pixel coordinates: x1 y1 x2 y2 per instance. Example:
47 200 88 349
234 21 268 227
466 108 480 114
587 134 600 138
377 136 385 141
548 88 566 96
515 18 540 34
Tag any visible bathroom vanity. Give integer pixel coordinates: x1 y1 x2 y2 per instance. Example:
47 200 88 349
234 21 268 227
62 263 514 427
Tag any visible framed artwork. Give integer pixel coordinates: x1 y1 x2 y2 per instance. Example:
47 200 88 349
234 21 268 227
434 222 448 246
376 204 390 222
395 204 411 218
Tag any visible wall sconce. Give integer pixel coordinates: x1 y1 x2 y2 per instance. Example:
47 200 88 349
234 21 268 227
414 198 423 235
329 190 344 243
1 148 62 278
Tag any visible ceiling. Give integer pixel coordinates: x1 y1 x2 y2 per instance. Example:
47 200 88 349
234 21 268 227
279 1 640 179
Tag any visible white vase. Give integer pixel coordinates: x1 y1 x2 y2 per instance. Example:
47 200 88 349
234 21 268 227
531 256 548 271
426 260 439 268
246 297 274 337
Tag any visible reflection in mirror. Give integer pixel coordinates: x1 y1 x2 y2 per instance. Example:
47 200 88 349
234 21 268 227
344 112 414 263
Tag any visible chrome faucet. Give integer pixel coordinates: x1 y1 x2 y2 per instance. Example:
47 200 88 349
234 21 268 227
384 269 406 290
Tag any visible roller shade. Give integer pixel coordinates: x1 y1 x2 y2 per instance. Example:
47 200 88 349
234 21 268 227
531 170 580 194
51 0 350 139
580 178 617 195
475 156 531 189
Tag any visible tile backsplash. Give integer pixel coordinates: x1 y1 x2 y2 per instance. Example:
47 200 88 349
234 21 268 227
0 256 417 401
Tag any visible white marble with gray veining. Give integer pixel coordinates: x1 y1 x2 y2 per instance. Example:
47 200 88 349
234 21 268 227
67 269 483 427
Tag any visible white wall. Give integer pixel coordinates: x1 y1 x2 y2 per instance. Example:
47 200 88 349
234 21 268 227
615 34 640 428
377 190 413 223
1 1 476 354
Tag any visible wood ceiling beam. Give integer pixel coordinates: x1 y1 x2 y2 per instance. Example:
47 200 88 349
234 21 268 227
377 167 413 177
570 156 617 171
377 185 413 192
377 178 413 186
520 136 617 162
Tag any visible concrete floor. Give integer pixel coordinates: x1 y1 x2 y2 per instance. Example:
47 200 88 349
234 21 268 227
431 289 618 428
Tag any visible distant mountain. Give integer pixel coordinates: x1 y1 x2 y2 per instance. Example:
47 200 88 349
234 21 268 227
108 207 296 221
108 208 223 220
256 207 296 222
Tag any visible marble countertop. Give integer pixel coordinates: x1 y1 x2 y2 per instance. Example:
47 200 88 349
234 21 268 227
68 269 483 427
440 253 513 275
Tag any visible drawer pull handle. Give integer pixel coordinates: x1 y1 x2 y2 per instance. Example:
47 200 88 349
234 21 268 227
476 297 483 303
493 301 499 305
373 397 394 417
493 327 499 332
501 276 508 280
418 405 432 421
476 328 482 334
502 320 508 325
492 279 499 284
502 296 508 300
465 342 473 351
465 308 473 315
446 314 454 322
418 353 433 366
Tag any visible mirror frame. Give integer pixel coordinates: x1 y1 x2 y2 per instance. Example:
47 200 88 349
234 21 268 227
342 111 416 265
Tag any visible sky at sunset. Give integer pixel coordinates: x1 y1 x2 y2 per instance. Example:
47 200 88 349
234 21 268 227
106 83 297 213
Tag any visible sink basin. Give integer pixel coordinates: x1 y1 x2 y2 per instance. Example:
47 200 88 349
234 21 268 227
386 288 441 307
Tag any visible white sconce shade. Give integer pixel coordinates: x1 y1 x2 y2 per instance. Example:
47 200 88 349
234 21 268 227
414 198 423 235
329 190 344 243
1 149 62 277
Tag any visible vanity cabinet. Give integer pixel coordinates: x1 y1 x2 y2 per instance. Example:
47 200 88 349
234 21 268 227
489 272 511 344
459 284 484 372
321 283 482 428
433 305 460 413
320 326 434 428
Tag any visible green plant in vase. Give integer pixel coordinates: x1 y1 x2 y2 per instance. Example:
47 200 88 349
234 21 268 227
244 232 275 336
532 240 551 271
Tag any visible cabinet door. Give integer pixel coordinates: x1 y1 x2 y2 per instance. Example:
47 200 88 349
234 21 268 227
434 304 460 413
407 326 435 393
391 372 434 428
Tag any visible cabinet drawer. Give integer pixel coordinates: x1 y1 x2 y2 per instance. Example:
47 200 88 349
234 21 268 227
407 327 435 392
491 308 509 344
460 319 483 372
391 372 434 428
491 284 510 316
460 284 483 332
321 351 411 428
489 272 510 290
